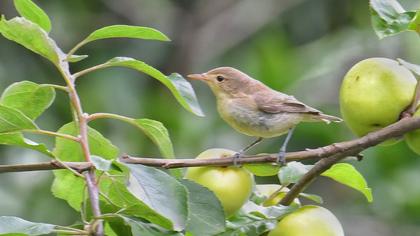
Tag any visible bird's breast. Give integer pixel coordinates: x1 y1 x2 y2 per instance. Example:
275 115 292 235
217 98 303 138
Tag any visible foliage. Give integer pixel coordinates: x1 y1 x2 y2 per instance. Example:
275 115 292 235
0 0 419 235
370 0 419 38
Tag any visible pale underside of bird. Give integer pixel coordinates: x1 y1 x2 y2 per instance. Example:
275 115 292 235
217 87 341 138
188 67 341 164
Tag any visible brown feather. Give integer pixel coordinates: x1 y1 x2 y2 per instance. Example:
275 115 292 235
254 90 321 115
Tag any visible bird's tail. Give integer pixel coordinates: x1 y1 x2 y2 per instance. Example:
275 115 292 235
306 113 343 124
318 114 343 124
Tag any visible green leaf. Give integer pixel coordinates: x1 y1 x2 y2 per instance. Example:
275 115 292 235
94 57 204 116
13 0 51 32
0 105 37 133
91 155 112 171
123 163 189 231
370 0 416 38
218 214 277 236
298 193 323 204
85 25 169 43
90 114 181 177
101 115 174 158
0 81 55 120
120 216 183 236
104 223 119 236
103 216 134 236
397 58 420 76
102 180 174 229
53 122 119 161
181 179 225 236
131 118 181 178
167 73 204 117
132 119 174 158
220 202 296 236
0 16 63 64
408 10 420 32
278 162 312 185
0 216 55 235
52 122 119 210
240 201 296 219
66 54 88 63
321 163 373 202
244 163 280 176
51 171 85 211
70 25 169 55
0 132 52 157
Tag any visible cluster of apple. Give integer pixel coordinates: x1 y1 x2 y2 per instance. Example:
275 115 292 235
340 57 420 152
185 149 344 236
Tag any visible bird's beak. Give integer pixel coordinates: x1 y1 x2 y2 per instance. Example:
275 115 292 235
187 73 207 81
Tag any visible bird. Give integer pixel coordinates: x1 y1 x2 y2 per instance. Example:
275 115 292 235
187 67 342 165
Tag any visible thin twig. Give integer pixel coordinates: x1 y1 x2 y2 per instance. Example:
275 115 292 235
87 112 130 122
42 84 68 92
55 226 88 234
23 129 80 142
53 229 88 235
99 191 114 206
67 40 88 59
73 63 109 79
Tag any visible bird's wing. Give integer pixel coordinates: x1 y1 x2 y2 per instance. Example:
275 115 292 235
254 92 321 115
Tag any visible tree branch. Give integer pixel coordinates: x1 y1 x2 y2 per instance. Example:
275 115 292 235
58 57 103 236
279 116 420 205
122 116 420 168
2 116 420 174
0 160 92 173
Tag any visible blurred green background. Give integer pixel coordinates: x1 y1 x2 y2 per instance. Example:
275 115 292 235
1 0 420 235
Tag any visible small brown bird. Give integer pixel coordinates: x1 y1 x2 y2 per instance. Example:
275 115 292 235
188 67 341 165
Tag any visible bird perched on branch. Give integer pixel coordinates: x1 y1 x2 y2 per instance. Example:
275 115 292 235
188 67 341 165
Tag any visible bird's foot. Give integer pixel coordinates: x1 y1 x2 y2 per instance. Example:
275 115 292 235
233 152 243 167
277 150 287 166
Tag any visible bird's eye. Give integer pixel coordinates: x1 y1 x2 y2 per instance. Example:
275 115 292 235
216 75 225 82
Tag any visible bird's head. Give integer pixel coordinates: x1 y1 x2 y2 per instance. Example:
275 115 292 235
187 67 253 98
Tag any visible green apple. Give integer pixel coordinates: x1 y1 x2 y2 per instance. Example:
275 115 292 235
340 57 416 142
184 148 254 217
255 184 300 206
405 109 420 154
268 205 344 236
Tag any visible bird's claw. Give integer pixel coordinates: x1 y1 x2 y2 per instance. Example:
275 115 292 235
233 152 243 167
277 150 287 166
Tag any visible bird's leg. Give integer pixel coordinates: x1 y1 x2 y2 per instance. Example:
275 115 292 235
233 137 264 166
241 137 264 154
277 127 295 166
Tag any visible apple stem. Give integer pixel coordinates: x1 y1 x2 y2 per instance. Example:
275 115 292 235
264 185 287 205
402 78 420 118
